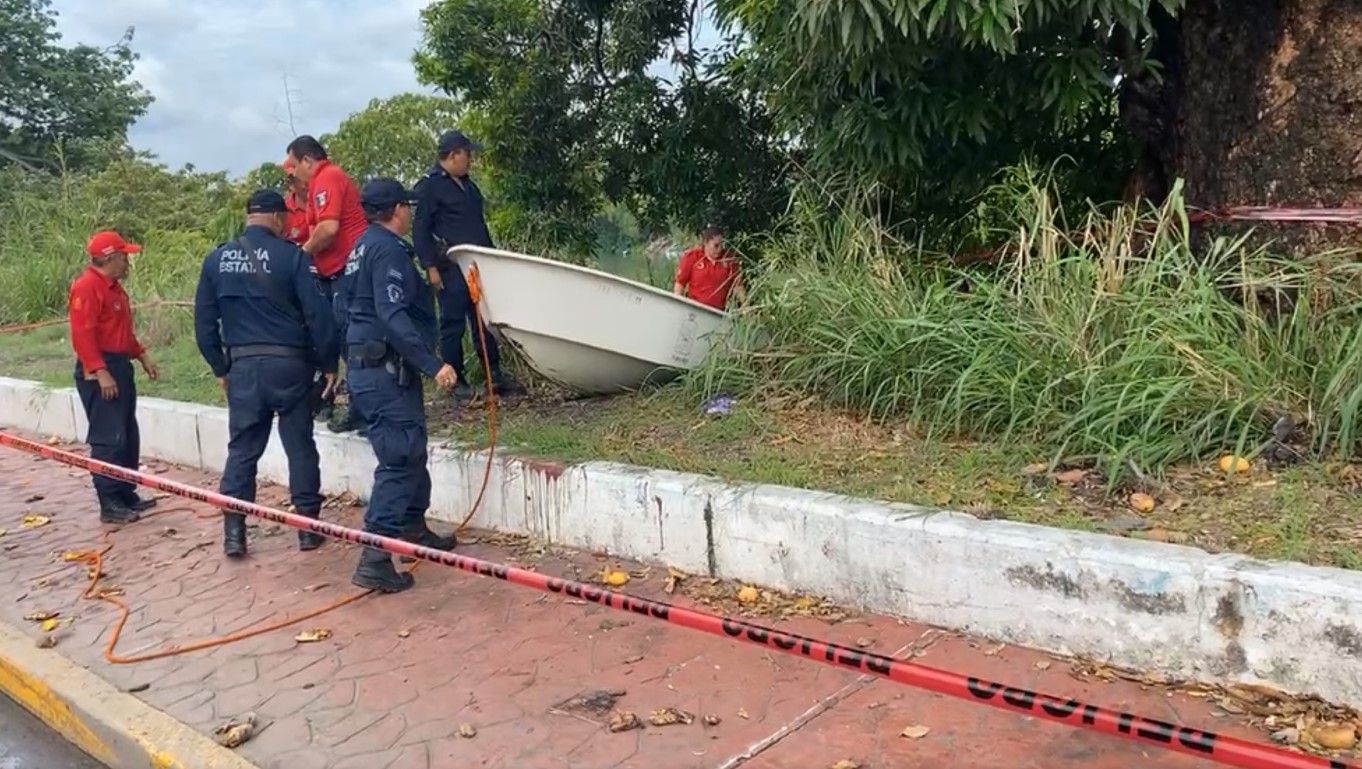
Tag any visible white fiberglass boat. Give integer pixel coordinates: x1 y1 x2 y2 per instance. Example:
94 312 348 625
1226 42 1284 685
448 245 732 396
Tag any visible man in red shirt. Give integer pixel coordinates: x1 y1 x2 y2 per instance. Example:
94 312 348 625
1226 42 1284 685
283 135 366 422
68 230 161 524
279 159 312 246
673 225 745 311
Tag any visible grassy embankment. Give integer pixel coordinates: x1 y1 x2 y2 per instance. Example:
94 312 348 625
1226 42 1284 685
3 163 1362 570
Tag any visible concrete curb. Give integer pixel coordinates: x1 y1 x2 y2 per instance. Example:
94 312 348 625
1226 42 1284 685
2 376 1360 709
0 617 260 769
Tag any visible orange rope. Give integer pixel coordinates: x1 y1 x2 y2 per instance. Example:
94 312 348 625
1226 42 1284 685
0 300 194 335
27 270 501 665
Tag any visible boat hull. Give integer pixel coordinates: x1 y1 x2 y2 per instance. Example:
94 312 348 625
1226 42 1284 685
449 245 731 395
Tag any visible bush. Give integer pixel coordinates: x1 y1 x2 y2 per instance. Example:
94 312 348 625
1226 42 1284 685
694 165 1362 477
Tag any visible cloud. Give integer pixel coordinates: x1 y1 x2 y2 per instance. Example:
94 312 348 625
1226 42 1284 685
49 0 438 177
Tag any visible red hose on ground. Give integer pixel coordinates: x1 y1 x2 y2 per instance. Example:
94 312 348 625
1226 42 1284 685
0 430 1354 769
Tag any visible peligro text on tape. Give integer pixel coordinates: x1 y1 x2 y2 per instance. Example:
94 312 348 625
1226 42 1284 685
0 430 1355 769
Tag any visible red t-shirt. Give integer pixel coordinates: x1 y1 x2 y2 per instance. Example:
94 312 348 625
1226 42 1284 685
68 266 144 374
305 160 366 277
675 247 740 310
283 191 311 245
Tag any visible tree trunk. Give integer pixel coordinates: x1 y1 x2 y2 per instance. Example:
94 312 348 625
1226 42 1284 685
1169 0 1362 254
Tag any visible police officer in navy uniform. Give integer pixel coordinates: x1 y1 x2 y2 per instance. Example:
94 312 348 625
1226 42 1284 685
344 178 459 593
411 130 523 403
193 190 339 558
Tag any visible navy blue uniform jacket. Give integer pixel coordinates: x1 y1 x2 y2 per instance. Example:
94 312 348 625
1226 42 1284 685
341 223 443 378
193 224 338 377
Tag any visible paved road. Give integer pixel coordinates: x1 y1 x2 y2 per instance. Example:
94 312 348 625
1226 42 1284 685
0 692 104 769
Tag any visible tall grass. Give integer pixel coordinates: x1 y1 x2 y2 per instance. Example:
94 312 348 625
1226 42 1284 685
0 161 237 325
694 164 1362 475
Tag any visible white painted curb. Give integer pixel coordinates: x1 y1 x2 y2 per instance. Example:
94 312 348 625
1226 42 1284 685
2 375 1360 707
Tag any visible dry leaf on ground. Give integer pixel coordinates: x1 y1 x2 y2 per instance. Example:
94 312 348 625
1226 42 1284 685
736 585 760 603
1054 469 1087 485
294 628 332 643
213 712 257 748
20 515 50 529
663 567 686 594
1311 724 1357 750
40 618 60 632
608 710 641 732
649 707 695 726
602 569 630 587
702 714 721 726
34 634 56 649
397 629 411 638
829 760 862 769
900 724 931 739
457 722 477 739
23 610 57 622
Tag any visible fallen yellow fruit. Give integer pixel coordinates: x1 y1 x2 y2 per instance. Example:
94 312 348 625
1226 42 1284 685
736 585 760 603
603 570 630 587
1128 492 1156 514
1218 454 1250 474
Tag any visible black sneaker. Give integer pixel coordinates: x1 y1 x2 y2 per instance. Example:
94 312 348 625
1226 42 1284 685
99 498 140 525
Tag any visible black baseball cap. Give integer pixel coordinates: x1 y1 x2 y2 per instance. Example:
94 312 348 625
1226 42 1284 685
246 189 287 214
360 178 415 211
438 130 483 155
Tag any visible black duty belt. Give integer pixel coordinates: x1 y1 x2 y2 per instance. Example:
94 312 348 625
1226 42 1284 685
345 343 395 369
229 344 308 361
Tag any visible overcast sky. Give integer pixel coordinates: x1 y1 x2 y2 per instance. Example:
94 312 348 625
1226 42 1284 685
49 0 719 179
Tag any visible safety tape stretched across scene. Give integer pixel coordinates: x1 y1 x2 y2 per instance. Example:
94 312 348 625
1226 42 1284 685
0 430 1355 769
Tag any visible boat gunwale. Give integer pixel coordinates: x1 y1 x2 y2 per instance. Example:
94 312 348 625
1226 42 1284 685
446 244 733 320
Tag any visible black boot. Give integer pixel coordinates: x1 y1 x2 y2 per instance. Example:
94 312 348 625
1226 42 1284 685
451 381 475 404
121 489 158 512
99 497 140 525
222 513 248 558
402 519 457 550
398 519 457 563
351 547 415 593
296 509 326 551
491 371 525 398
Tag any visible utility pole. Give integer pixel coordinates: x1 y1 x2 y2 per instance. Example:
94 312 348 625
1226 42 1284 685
281 72 299 136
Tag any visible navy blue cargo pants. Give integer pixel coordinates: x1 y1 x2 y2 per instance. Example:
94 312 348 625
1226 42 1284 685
347 361 430 537
219 355 323 512
436 263 499 379
74 354 140 503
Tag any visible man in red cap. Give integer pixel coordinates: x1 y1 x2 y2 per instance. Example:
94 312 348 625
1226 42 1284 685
280 159 311 246
68 230 161 524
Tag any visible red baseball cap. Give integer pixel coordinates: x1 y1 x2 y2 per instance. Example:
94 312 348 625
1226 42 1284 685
85 230 142 259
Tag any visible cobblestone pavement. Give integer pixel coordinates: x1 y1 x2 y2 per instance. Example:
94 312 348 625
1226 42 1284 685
0 432 1277 769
